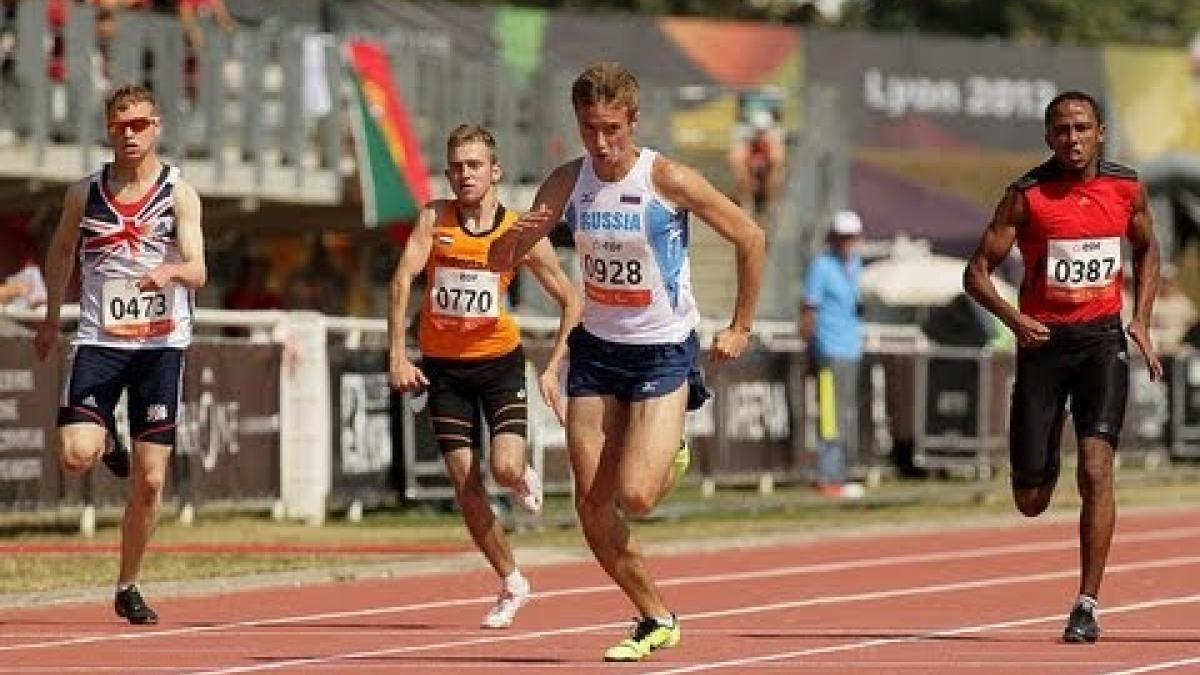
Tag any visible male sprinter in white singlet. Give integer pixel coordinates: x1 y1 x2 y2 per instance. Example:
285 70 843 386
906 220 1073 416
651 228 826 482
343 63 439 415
35 84 206 625
488 61 766 662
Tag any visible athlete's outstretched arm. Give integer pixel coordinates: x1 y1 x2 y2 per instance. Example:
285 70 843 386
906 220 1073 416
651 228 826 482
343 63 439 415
143 180 206 291
964 188 1048 348
387 204 438 392
34 181 87 362
522 238 582 423
486 160 580 272
653 156 766 362
1126 185 1163 380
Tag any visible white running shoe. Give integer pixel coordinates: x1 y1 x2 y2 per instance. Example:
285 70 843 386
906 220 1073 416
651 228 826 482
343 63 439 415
513 465 543 514
480 580 531 629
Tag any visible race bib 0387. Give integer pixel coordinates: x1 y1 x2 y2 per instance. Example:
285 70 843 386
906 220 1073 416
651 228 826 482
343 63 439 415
1045 237 1121 302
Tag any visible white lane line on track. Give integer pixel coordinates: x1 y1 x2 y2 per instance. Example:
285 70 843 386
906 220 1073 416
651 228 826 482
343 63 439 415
642 593 1200 675
1102 656 1200 674
178 555 1200 675
5 524 1200 655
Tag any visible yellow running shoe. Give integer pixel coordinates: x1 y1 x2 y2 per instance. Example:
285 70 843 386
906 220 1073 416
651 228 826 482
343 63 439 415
669 439 690 488
603 614 681 662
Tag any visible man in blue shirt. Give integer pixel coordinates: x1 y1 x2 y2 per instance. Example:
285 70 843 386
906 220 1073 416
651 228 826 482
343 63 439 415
800 210 866 499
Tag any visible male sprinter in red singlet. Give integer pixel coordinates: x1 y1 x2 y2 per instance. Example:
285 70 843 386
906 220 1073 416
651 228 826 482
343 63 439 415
35 84 207 624
388 124 580 629
964 90 1161 644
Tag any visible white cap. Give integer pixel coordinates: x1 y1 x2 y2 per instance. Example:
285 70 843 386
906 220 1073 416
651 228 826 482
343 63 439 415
750 109 774 131
832 210 863 236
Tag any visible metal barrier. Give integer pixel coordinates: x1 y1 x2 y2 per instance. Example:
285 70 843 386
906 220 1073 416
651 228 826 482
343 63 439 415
6 303 1185 528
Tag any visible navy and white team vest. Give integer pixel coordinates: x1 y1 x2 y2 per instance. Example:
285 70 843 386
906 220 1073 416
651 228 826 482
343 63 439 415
563 148 699 344
75 163 193 349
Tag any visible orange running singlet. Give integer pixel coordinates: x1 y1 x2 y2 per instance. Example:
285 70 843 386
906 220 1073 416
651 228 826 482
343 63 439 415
418 202 521 359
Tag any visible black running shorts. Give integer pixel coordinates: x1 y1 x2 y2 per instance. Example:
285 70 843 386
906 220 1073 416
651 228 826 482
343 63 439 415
420 346 528 453
1008 316 1128 489
57 344 186 448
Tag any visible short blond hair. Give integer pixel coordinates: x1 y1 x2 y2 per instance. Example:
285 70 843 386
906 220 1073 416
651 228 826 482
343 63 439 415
105 84 157 119
446 123 498 163
571 61 639 117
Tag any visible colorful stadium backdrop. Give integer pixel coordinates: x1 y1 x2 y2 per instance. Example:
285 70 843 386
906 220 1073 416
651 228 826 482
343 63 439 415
331 1 1200 258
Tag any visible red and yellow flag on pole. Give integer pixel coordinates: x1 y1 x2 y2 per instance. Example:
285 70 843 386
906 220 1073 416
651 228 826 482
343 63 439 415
345 39 430 234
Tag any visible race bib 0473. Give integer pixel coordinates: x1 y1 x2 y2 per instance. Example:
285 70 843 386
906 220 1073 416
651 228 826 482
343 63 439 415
101 278 175 338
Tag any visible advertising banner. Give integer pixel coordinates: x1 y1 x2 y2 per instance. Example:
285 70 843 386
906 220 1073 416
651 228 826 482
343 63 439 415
2 340 283 510
327 347 396 505
0 337 60 510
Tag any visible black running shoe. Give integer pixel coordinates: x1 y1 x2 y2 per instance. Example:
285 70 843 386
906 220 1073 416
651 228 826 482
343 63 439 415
101 433 130 479
114 585 158 625
1062 605 1099 643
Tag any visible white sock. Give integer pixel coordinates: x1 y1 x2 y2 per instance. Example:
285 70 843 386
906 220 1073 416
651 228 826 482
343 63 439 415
1075 594 1098 612
117 582 135 593
503 570 528 593
654 614 676 627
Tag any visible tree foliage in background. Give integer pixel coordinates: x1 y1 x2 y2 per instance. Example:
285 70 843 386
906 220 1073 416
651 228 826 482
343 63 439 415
839 0 1200 47
452 0 1200 46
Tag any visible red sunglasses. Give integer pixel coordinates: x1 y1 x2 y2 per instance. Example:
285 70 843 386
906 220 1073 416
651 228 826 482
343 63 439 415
107 116 158 136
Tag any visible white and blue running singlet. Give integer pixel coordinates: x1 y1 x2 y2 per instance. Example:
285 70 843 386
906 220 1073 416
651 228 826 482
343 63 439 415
75 163 193 349
563 148 699 344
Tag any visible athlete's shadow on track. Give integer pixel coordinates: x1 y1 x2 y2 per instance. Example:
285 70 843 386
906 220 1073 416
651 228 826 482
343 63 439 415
181 622 436 630
740 632 1200 643
251 655 565 664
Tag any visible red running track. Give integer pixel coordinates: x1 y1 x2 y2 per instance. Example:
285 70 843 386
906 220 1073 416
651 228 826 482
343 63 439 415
3 507 1200 674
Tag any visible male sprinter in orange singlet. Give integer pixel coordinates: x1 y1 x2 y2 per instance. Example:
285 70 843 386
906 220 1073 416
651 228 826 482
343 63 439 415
965 90 1161 644
388 124 580 629
36 84 207 624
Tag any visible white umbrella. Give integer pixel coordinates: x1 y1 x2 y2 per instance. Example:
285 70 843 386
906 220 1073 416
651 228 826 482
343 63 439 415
861 253 1017 306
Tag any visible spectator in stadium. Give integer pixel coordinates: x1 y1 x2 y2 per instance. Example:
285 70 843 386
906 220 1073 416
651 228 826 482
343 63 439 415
0 252 47 313
35 84 207 626
728 106 786 223
222 255 281 312
388 123 580 630
799 210 866 500
1148 263 1195 353
487 61 766 662
175 0 237 53
963 90 1161 645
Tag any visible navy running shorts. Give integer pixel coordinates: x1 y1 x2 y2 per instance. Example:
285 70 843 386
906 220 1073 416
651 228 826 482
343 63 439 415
566 325 711 411
1008 315 1128 489
421 345 528 453
57 345 186 448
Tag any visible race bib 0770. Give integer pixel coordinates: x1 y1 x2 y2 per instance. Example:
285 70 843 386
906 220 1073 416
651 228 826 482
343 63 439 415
1045 237 1121 302
101 278 175 338
429 267 500 329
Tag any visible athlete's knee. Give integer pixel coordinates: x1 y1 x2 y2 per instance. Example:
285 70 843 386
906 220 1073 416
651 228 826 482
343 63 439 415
130 469 167 507
59 438 101 474
1077 440 1115 484
489 453 524 488
60 452 93 474
1012 487 1051 517
617 485 658 517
